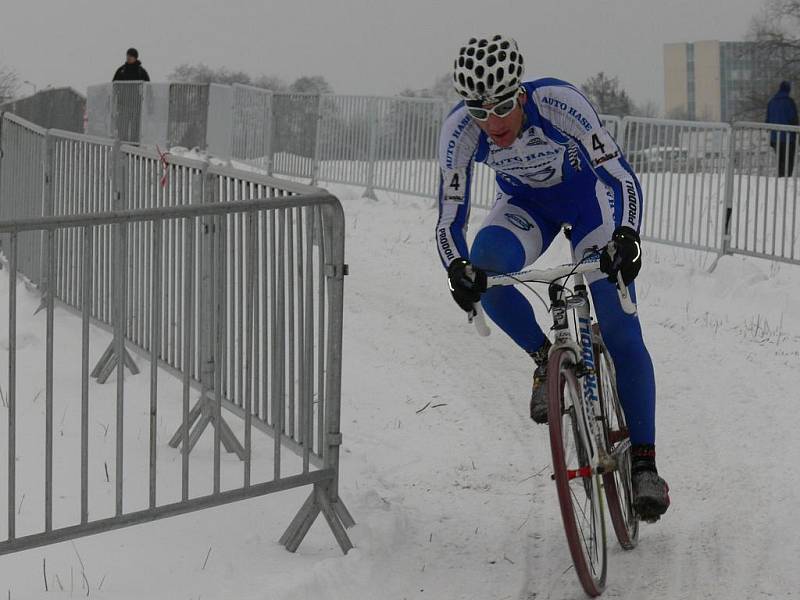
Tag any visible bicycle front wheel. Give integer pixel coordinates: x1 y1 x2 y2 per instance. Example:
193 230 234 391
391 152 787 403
594 324 639 550
548 348 607 597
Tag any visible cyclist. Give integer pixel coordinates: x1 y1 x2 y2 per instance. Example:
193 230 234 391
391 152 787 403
436 35 669 521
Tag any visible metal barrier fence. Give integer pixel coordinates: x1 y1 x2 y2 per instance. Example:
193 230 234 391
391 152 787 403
0 88 86 133
727 121 800 264
0 113 46 285
49 130 115 322
316 95 373 190
113 81 144 144
87 84 622 204
169 83 210 150
270 93 321 181
232 84 272 169
621 116 730 253
88 82 800 267
0 115 353 557
601 115 621 140
89 83 212 149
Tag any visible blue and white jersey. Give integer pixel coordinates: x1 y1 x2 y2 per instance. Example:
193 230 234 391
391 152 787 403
435 78 643 267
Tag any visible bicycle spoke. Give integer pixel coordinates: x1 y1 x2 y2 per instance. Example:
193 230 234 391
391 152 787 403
570 481 601 572
594 326 639 551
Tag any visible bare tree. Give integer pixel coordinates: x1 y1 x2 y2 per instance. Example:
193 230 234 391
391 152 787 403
631 100 661 118
168 63 253 85
252 75 288 92
168 64 330 94
288 75 333 94
735 0 800 119
400 73 459 103
581 72 633 117
0 64 19 103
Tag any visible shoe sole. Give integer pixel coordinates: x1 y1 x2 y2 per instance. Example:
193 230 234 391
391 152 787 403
530 412 548 424
634 497 668 523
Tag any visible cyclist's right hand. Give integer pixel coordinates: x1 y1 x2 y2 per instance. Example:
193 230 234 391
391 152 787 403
600 226 642 286
447 258 487 313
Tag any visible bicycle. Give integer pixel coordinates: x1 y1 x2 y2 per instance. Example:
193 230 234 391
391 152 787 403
470 246 639 597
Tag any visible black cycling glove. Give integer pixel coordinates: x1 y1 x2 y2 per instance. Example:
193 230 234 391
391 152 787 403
600 226 642 286
447 258 487 313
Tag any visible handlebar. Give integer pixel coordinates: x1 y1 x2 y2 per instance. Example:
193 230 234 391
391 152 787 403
469 261 636 337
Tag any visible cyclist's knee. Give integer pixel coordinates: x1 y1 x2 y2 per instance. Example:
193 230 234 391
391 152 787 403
470 226 526 275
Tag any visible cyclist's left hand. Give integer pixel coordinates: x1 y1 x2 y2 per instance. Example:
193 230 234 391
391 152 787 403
600 226 642 286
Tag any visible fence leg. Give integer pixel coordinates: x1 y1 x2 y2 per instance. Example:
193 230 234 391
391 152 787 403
92 341 140 384
168 168 246 460
168 388 247 458
363 98 378 200
709 124 737 273
279 481 354 554
91 139 141 381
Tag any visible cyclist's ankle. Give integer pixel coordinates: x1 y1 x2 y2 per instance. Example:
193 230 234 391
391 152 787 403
631 443 658 474
528 338 552 367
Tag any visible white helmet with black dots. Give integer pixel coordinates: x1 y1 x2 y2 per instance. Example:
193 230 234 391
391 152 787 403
452 35 525 102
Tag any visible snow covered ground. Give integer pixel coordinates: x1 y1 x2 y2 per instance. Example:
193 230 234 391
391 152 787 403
0 182 799 599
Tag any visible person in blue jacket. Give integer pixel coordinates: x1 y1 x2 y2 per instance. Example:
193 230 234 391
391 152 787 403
766 81 798 177
436 35 669 522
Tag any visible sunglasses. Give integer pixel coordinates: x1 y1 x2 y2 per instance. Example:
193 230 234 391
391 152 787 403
466 90 521 121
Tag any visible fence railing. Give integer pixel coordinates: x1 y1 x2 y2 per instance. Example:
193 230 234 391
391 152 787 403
0 113 354 557
0 113 47 284
87 83 800 267
232 84 272 169
727 122 800 264
621 116 730 253
0 87 86 133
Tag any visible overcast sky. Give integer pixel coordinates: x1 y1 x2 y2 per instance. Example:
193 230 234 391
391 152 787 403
1 0 762 110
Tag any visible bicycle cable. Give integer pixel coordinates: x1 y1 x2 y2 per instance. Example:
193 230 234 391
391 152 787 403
480 268 551 312
479 246 606 313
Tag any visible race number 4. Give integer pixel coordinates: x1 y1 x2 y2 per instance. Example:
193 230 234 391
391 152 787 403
442 167 467 203
591 134 606 153
449 172 461 190
581 129 619 168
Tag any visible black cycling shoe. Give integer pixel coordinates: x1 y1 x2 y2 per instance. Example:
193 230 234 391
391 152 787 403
631 444 670 522
528 339 552 424
530 364 549 423
632 470 670 522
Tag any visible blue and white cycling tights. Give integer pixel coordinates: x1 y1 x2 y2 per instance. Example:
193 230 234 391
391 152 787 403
469 183 656 445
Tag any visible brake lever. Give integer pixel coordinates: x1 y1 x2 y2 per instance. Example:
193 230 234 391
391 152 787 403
470 303 491 336
616 271 637 315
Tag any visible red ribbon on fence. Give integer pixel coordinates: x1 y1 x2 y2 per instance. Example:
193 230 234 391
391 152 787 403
156 145 169 188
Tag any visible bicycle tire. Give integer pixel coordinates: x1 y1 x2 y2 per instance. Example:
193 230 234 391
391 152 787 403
548 348 607 597
593 324 639 550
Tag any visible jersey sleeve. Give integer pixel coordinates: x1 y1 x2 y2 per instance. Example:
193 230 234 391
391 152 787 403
435 107 481 267
533 83 643 231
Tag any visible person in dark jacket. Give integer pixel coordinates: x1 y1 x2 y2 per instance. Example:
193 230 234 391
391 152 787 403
113 48 150 82
766 81 799 177
111 48 149 143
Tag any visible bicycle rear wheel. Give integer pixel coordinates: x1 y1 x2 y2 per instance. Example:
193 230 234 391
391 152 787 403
593 324 639 550
548 348 607 597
